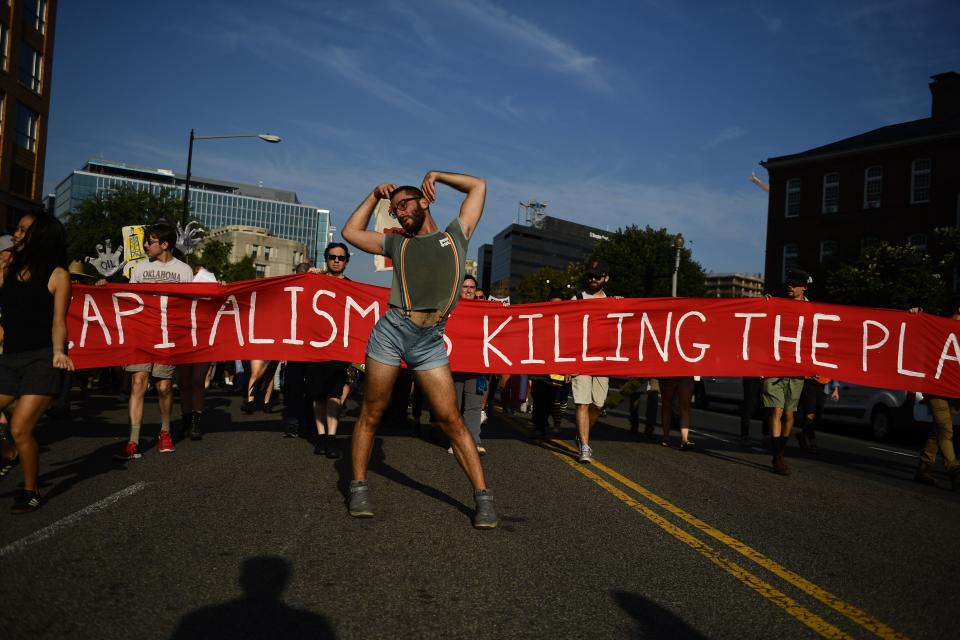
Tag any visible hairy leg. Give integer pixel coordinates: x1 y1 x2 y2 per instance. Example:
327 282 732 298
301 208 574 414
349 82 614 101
351 358 400 481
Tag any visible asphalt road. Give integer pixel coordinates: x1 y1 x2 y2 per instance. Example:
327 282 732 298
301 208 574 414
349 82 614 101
1 385 958 639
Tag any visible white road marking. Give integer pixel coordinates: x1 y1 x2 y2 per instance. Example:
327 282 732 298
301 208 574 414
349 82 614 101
689 429 734 444
868 447 918 459
0 481 149 558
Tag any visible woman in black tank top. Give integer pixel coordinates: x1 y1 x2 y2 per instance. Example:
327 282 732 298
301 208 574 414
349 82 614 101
0 213 74 513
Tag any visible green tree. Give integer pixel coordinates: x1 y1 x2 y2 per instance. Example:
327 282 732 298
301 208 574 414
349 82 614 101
222 255 256 282
511 263 584 304
825 238 952 313
62 185 185 265
192 239 257 283
590 225 707 298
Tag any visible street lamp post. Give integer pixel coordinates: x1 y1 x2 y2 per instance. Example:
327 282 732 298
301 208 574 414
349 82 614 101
182 129 282 221
670 233 685 297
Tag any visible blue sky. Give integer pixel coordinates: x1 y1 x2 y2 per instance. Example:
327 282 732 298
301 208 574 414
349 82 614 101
45 0 960 287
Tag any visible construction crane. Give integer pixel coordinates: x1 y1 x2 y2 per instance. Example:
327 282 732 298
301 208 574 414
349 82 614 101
519 201 548 228
750 172 770 192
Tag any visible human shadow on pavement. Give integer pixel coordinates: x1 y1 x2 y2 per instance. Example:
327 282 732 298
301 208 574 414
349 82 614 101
333 436 473 520
612 590 708 639
169 556 335 640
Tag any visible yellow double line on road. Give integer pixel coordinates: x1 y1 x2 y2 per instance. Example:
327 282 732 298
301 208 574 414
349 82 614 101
510 420 909 640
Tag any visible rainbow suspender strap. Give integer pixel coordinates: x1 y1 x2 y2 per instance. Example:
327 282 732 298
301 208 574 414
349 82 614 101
397 232 460 316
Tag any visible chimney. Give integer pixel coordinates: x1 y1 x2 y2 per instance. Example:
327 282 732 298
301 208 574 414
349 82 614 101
929 71 960 120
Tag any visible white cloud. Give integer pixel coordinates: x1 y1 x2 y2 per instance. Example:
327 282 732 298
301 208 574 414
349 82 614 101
752 4 783 34
703 126 747 150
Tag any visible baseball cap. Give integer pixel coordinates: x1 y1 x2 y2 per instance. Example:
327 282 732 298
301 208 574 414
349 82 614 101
586 259 609 276
784 268 811 287
0 234 13 252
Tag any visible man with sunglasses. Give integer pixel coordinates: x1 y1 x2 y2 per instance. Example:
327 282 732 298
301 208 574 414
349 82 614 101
114 221 194 460
571 260 612 464
341 170 498 529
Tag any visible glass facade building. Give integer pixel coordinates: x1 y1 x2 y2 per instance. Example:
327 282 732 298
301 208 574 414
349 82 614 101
54 159 331 262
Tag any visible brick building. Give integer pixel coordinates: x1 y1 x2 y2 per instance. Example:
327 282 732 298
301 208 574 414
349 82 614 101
760 72 960 293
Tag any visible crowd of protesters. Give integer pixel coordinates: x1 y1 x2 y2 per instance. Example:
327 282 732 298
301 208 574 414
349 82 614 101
0 203 958 521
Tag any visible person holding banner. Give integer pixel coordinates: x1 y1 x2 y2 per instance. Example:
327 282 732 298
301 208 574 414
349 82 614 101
0 213 74 512
340 170 498 529
762 268 811 475
113 222 194 460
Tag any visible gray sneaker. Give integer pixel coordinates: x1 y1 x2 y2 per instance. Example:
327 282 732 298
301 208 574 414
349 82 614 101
348 480 374 518
473 489 499 529
578 444 593 464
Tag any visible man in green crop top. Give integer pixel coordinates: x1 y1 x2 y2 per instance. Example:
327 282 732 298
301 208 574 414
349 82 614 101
341 170 498 529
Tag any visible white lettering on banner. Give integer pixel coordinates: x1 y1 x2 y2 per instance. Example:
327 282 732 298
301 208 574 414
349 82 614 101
154 296 174 349
736 313 767 361
581 315 603 362
519 314 546 365
862 320 890 372
111 292 144 346
553 314 576 363
189 297 212 347
483 315 513 367
310 290 338 348
209 295 244 347
81 294 111 347
811 314 840 369
283 287 304 346
639 312 672 362
606 313 633 362
344 297 380 349
675 311 710 363
247 292 276 345
896 322 925 378
935 333 960 380
773 314 803 363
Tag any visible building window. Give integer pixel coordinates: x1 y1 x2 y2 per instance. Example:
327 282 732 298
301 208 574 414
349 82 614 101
820 240 838 263
18 41 42 93
782 243 799 281
23 0 47 34
822 173 839 214
907 233 928 252
263 246 272 260
911 159 931 204
14 102 37 152
10 163 33 196
863 166 882 209
255 264 266 278
784 179 801 218
0 23 8 71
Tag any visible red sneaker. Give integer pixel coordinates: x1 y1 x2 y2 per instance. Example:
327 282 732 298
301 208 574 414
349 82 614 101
157 430 175 453
114 441 142 460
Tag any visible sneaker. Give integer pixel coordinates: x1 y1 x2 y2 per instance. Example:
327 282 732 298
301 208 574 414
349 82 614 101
476 445 487 456
157 430 175 453
314 439 327 456
324 437 342 460
480 410 488 425
11 490 45 514
0 453 19 479
114 441 142 460
578 444 593 464
348 481 374 518
473 489 499 529
679 441 696 451
241 401 257 415
189 414 202 441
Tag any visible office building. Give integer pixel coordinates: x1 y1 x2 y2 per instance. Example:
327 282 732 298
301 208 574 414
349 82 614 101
485 214 611 296
761 72 960 292
200 225 308 278
0 0 57 230
705 272 764 298
54 159 331 262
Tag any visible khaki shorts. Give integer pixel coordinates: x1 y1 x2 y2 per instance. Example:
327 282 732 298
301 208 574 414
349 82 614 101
761 377 805 412
124 362 176 379
572 375 609 407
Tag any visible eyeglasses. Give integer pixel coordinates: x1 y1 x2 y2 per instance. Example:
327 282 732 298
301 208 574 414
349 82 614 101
143 239 160 246
389 196 419 217
326 255 347 262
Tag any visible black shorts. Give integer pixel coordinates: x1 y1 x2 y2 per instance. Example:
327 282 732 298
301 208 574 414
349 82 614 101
798 380 826 417
305 361 348 398
0 347 64 397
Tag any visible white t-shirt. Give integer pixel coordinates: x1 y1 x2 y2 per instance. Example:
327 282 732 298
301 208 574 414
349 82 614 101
191 266 218 283
573 289 607 300
129 257 194 284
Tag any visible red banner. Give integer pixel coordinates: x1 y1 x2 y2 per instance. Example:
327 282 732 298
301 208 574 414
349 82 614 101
66 274 960 397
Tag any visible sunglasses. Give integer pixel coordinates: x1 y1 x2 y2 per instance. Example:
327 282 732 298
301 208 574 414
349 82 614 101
143 239 161 246
326 255 347 262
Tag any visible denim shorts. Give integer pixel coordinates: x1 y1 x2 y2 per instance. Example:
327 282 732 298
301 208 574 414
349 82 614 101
0 347 65 397
365 307 449 371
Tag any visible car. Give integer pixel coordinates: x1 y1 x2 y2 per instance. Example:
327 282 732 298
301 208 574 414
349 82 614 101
696 376 917 440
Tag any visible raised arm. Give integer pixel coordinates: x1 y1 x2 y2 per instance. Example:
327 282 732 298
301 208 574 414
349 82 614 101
341 183 396 255
420 171 486 239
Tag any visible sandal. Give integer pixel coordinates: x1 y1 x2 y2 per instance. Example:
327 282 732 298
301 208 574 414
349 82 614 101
679 441 696 451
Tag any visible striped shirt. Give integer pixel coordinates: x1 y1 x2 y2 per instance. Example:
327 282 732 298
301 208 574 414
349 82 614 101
383 218 468 316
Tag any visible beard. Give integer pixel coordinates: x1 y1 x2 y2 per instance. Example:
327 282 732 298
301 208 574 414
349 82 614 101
398 205 427 235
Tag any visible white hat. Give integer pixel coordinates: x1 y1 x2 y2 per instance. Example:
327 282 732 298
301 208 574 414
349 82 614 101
0 234 14 252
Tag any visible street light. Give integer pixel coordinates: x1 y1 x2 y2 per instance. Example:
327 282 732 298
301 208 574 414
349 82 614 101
670 233 685 297
183 129 282 221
